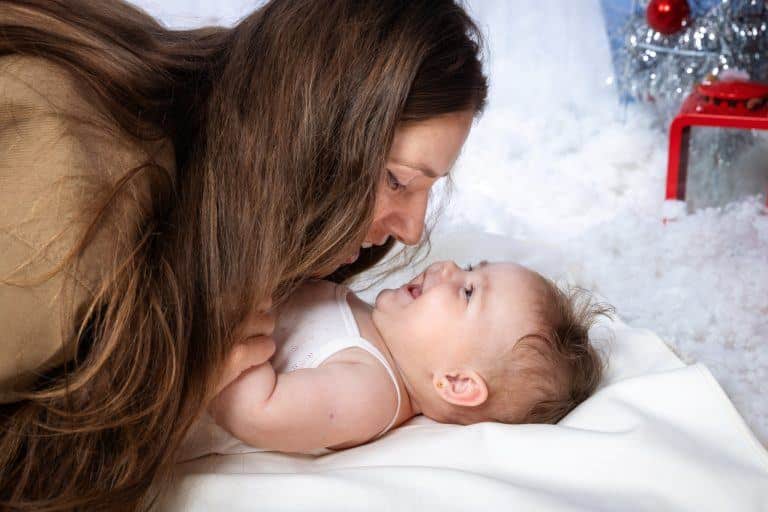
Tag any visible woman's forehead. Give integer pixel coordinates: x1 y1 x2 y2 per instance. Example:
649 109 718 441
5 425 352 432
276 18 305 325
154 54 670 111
388 112 474 178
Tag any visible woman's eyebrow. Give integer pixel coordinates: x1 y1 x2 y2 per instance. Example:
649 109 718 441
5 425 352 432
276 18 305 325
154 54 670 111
390 159 440 178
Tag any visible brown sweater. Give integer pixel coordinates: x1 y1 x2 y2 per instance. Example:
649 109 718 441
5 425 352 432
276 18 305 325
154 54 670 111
0 56 175 402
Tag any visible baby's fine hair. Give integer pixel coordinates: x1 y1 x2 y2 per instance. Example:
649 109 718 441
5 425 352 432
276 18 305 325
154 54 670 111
513 280 611 424
453 275 611 426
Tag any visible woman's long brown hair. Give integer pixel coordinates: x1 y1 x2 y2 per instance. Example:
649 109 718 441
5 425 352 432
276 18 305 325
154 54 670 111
0 1 487 510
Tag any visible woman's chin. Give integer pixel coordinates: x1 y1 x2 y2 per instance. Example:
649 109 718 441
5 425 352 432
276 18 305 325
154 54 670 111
345 250 360 265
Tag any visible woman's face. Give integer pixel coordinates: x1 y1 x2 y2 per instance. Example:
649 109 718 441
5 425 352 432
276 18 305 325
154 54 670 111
342 110 475 266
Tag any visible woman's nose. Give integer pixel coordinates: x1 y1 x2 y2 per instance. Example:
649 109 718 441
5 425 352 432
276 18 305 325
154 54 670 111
387 197 428 246
401 215 425 245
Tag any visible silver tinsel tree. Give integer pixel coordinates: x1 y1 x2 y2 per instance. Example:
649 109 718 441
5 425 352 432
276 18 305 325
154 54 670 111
620 0 768 125
619 0 768 211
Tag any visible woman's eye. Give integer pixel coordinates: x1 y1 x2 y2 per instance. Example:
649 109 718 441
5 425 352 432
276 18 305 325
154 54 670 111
386 170 405 191
463 285 474 301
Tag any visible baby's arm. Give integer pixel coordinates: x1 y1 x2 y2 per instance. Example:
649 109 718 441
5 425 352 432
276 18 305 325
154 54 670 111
209 360 397 453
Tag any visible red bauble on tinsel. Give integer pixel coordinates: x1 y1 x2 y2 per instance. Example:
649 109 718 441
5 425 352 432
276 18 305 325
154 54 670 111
646 0 691 35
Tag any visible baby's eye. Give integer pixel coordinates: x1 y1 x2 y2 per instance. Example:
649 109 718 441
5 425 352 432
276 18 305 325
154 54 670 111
386 170 405 192
464 263 474 271
463 285 474 301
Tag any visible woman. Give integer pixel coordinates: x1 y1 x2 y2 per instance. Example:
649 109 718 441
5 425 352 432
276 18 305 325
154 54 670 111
0 0 487 509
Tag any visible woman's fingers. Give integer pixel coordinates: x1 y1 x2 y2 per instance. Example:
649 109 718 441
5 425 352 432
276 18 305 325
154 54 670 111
215 336 277 396
232 336 276 368
212 296 277 398
233 298 276 342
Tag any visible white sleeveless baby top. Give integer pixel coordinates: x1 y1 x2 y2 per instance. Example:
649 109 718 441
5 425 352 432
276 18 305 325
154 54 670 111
180 280 402 460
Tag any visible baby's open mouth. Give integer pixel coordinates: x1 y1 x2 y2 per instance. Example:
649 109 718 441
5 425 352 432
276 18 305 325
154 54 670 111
406 283 422 299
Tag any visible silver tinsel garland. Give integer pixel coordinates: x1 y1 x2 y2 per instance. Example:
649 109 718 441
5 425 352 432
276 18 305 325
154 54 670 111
620 0 768 125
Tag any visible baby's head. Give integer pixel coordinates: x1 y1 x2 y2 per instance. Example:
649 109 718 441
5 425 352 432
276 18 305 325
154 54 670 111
372 260 608 425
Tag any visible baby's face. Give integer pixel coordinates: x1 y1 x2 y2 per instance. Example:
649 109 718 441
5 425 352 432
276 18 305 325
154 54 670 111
372 260 544 412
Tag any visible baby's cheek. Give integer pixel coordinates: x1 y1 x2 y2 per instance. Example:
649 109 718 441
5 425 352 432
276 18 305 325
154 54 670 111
422 293 456 318
411 297 449 330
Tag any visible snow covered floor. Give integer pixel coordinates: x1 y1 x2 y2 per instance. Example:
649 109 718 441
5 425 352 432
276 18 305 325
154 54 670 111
130 0 768 445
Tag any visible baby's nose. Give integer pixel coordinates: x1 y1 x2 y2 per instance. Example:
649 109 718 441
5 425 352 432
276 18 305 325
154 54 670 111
443 261 461 274
427 260 460 279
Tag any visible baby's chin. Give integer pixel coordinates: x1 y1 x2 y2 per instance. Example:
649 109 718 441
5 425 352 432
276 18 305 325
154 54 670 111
373 287 398 311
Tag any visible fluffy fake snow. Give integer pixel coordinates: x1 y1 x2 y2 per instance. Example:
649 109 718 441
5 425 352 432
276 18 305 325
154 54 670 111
131 0 768 445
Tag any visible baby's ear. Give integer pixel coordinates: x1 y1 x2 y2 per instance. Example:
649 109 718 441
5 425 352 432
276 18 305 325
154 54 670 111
433 369 488 407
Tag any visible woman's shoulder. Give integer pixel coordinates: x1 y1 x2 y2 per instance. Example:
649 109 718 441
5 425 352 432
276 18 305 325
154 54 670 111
0 54 175 402
0 55 91 116
0 54 175 178
0 54 173 155
0 53 175 233
0 54 75 88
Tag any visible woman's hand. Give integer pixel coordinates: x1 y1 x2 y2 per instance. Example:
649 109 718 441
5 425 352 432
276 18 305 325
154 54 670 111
214 298 277 397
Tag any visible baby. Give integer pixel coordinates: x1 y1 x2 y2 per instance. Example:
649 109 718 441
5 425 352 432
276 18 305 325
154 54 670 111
183 260 607 458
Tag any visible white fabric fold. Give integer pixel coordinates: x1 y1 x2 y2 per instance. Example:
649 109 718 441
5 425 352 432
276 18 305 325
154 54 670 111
162 316 768 511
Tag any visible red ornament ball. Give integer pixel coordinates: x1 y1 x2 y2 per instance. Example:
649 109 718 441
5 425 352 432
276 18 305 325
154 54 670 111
646 0 691 35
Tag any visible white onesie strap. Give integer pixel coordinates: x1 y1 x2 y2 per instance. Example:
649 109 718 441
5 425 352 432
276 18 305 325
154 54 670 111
347 337 402 438
309 335 402 438
333 285 402 437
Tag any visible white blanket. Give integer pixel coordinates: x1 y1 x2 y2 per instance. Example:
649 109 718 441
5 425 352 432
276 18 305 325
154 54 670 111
162 236 768 511
162 315 768 511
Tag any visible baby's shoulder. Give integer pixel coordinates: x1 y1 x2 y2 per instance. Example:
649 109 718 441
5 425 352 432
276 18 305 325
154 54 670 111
320 346 399 416
318 349 401 450
320 347 396 409
321 346 381 367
